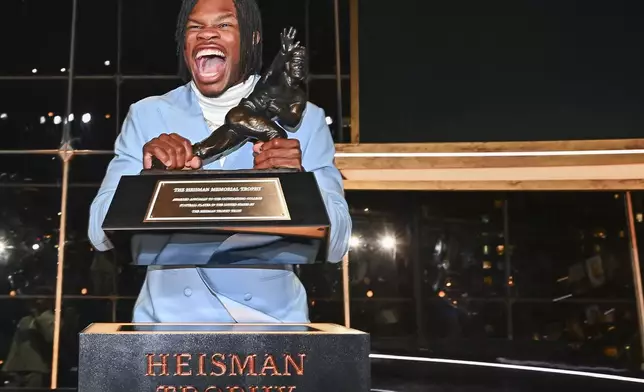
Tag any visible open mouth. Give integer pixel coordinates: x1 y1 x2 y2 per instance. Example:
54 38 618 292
194 48 226 79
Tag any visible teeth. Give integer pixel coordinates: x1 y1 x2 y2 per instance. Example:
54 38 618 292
196 49 225 59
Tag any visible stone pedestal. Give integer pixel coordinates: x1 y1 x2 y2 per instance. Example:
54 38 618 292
78 323 370 392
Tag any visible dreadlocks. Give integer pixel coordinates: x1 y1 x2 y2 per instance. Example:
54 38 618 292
175 0 263 82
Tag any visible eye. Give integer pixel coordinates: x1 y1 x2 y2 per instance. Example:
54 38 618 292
219 23 231 28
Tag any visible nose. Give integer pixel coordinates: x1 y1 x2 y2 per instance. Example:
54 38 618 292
197 27 220 41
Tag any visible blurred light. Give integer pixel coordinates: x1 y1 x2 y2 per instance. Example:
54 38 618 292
445 281 452 287
54 116 62 125
31 68 37 74
379 235 395 250
496 245 504 255
104 60 111 66
350 235 361 248
438 290 446 298
483 245 489 255
48 112 54 117
58 212 62 216
105 113 112 119
60 68 66 72
366 290 374 298
39 116 46 124
482 260 492 269
81 288 88 295
364 208 369 212
9 290 16 297
68 113 75 122
325 116 333 125
637 213 643 223
0 113 7 119
82 113 92 123
31 244 40 250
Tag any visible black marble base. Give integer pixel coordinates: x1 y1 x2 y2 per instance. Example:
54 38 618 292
78 323 370 392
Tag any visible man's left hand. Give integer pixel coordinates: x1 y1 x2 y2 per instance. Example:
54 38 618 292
253 138 303 171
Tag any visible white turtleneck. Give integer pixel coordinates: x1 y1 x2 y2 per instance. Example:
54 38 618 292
190 74 260 166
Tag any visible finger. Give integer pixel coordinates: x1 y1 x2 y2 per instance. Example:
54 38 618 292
167 134 188 167
254 148 301 166
154 140 178 169
151 146 171 167
262 138 300 151
169 133 193 161
143 153 153 169
254 158 302 170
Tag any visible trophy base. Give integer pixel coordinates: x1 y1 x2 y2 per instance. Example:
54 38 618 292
78 323 370 392
103 169 331 264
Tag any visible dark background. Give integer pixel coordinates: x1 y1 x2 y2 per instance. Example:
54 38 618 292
0 0 644 390
359 0 644 142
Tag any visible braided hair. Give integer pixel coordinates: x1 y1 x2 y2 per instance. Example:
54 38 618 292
175 0 263 82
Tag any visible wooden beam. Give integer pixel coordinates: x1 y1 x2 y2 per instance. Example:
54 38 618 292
334 140 644 190
349 0 360 144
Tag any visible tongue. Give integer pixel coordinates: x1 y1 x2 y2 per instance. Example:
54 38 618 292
199 56 225 75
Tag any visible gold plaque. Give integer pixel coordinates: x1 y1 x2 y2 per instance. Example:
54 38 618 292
143 178 291 222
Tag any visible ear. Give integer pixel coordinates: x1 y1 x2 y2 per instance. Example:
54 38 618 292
252 31 261 45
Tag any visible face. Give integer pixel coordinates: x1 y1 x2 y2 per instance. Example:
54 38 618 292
184 0 242 97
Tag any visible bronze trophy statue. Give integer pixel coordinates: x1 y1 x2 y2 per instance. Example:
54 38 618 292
151 27 308 170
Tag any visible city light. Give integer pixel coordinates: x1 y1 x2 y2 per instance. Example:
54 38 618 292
366 290 374 298
82 113 92 123
81 288 88 295
32 244 40 251
54 116 62 125
379 235 396 250
61 68 66 72
40 116 46 124
68 113 75 122
350 235 361 248
104 60 111 66
325 116 333 125
31 68 37 74
0 113 7 119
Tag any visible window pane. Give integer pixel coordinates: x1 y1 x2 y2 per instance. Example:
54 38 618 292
71 81 117 150
299 263 343 324
421 299 507 341
508 193 633 299
121 0 181 75
339 0 350 75
0 81 67 149
0 187 61 293
0 297 55 389
57 299 113 388
308 0 335 75
70 155 114 185
347 191 415 343
0 155 62 184
119 79 183 127
0 0 72 76
76 0 117 75
65 187 114 296
512 302 639 370
259 0 307 70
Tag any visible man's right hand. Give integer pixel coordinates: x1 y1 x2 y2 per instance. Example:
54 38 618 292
143 133 202 170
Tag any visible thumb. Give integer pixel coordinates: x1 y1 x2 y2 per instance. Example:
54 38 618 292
253 142 264 155
143 153 152 169
188 156 202 169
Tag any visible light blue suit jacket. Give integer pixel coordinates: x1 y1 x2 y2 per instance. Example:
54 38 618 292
88 82 351 323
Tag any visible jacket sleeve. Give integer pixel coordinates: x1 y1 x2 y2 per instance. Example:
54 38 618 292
301 108 352 263
88 106 146 252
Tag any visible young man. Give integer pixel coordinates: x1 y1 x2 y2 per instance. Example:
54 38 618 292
88 0 351 323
